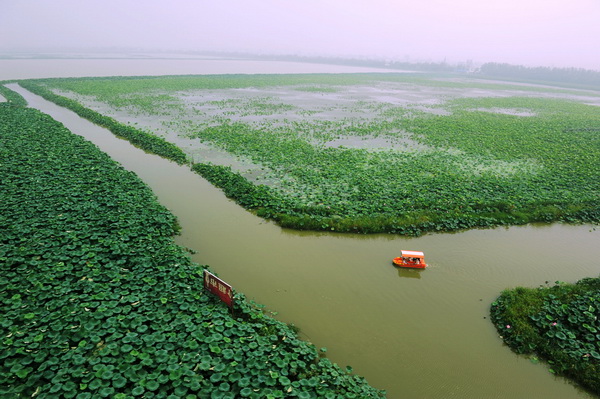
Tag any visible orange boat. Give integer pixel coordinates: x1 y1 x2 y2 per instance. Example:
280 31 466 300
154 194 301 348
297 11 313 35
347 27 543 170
393 250 427 269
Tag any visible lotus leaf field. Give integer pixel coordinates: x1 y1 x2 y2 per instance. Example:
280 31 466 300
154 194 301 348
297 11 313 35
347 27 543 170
0 100 384 398
491 278 600 394
21 73 600 235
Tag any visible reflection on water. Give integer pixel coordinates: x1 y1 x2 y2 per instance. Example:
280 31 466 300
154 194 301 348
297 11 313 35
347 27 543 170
397 268 423 279
9 68 599 399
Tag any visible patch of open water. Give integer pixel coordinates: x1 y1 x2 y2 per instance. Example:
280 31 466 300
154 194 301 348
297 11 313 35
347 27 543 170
470 107 537 116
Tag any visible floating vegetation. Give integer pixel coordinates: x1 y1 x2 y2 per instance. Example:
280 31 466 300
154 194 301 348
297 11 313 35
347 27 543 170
490 278 600 394
294 86 340 93
0 83 27 107
23 74 600 235
18 81 189 165
0 101 385 398
469 107 537 117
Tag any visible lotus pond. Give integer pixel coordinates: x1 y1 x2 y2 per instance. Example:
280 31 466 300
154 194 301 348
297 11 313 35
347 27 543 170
0 102 384 398
8 77 600 398
28 73 600 235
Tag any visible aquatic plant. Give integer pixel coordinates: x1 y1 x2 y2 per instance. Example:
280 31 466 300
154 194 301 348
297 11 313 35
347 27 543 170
18 80 189 165
0 103 385 397
26 74 600 235
0 83 27 107
490 278 600 394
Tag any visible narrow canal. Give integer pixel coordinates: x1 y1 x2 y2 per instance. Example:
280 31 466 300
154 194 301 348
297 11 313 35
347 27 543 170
10 83 598 398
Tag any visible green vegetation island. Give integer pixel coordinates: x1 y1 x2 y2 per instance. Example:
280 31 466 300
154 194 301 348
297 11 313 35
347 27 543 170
0 92 385 398
491 277 600 394
17 73 600 236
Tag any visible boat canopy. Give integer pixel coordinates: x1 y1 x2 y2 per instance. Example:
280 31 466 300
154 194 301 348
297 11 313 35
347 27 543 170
401 250 424 258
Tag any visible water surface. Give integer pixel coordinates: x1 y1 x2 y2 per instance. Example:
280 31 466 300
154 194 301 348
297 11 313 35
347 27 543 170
0 57 394 80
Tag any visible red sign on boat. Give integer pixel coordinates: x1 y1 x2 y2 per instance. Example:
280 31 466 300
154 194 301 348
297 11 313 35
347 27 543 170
203 270 234 309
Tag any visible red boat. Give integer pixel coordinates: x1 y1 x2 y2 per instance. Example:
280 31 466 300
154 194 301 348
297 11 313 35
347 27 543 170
393 250 427 269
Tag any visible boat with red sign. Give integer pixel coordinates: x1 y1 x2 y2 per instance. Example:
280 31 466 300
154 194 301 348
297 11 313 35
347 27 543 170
393 250 427 269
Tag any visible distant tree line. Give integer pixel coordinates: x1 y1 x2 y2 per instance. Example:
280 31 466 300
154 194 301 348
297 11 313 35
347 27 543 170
385 60 457 72
479 62 600 89
297 55 457 73
317 56 457 72
221 51 458 73
198 51 600 87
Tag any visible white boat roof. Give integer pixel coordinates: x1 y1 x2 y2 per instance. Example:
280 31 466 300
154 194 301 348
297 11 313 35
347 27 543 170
401 250 424 258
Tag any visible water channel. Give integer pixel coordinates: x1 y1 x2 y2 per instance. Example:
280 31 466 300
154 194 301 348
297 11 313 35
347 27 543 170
4 58 599 398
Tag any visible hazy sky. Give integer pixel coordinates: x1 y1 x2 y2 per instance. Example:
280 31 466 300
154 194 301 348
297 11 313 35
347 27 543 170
1 0 599 70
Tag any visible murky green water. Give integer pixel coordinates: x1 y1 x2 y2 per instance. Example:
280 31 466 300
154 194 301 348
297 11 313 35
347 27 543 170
9 68 599 398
